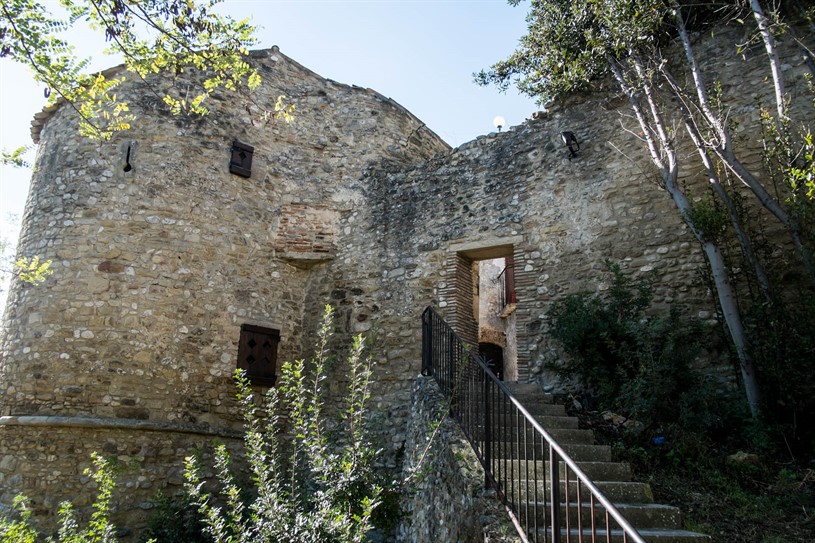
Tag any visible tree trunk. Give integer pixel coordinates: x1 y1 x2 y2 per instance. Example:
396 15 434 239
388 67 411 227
750 0 787 121
661 68 774 303
610 55 763 417
673 6 815 286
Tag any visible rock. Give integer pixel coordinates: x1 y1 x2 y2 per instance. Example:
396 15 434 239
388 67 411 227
728 451 760 465
602 411 627 425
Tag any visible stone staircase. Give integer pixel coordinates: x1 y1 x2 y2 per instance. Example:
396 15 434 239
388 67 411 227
500 383 710 542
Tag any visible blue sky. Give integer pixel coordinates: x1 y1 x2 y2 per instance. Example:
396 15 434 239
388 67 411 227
0 0 538 291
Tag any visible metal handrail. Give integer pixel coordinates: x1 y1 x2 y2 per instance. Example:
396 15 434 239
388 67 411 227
421 307 646 543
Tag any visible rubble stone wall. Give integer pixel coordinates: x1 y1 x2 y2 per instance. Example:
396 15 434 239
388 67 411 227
0 46 448 535
1 24 814 540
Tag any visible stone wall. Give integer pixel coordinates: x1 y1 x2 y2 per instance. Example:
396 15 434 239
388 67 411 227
2 23 814 538
398 376 518 543
0 417 246 539
340 24 814 390
0 46 449 533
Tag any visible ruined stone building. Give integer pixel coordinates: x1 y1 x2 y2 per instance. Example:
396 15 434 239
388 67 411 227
0 27 811 537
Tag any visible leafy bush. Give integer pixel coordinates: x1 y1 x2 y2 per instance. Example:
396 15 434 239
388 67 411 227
745 295 815 459
0 453 119 543
3 306 398 543
547 261 721 436
140 492 210 543
183 305 382 543
0 496 37 543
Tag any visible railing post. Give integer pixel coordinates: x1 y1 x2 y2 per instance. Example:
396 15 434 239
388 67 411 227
421 309 433 376
550 448 561 543
483 369 491 489
445 329 458 400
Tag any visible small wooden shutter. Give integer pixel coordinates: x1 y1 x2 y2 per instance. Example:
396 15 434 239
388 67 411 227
237 324 280 386
229 141 254 178
505 256 517 305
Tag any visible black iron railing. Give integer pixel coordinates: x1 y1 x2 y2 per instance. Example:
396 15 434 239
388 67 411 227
421 307 645 543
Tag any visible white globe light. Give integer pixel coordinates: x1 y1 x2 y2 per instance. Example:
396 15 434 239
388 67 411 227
493 116 506 130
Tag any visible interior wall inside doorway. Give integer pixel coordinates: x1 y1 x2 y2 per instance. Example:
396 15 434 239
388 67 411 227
477 258 518 381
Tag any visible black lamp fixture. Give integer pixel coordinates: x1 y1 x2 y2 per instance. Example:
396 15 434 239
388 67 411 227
560 131 580 159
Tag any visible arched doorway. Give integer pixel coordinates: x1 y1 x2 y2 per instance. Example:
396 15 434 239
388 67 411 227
478 342 504 381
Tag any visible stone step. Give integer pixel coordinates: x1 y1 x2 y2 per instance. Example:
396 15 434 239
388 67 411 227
493 441 612 461
495 460 634 481
489 427 595 444
509 480 655 504
518 502 682 530
535 415 580 429
492 395 710 542
522 403 567 417
503 382 546 397
499 414 579 429
539 528 711 542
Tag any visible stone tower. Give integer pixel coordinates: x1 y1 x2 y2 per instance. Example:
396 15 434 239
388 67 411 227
0 46 449 533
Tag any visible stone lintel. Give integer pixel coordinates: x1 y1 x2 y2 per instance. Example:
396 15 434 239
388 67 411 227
448 235 524 259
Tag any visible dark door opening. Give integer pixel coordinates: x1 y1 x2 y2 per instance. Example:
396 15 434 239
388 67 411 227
478 342 504 381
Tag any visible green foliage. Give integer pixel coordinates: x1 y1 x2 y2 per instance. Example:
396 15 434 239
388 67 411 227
0 146 31 168
13 255 52 285
787 130 815 202
548 261 717 434
141 492 211 543
547 260 651 399
53 453 118 543
0 0 293 140
745 295 815 458
0 454 121 543
1 240 52 293
184 305 382 543
476 0 668 104
0 496 38 543
687 197 729 243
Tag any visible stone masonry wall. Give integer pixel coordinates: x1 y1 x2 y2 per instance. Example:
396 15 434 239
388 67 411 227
0 419 245 539
1 24 813 539
0 46 449 534
346 25 814 391
398 376 518 543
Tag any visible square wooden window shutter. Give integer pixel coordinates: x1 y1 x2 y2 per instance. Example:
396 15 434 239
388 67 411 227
237 324 280 386
230 141 254 178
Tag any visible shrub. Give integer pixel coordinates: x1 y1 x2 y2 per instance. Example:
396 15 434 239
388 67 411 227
547 261 721 437
140 492 210 543
0 453 119 543
745 295 815 459
183 305 382 543
0 496 37 543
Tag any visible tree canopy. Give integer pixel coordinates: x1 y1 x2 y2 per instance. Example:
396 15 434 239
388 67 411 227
476 0 667 105
479 0 815 420
0 0 262 140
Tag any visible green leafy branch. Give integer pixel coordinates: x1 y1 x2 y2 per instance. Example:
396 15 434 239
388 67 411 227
0 0 292 141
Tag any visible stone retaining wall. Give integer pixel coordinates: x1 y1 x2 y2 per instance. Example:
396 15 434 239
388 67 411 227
0 417 245 539
398 376 518 543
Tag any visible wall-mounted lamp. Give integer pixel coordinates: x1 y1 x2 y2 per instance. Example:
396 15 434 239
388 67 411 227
123 144 133 172
229 141 254 178
493 116 506 133
561 131 580 159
